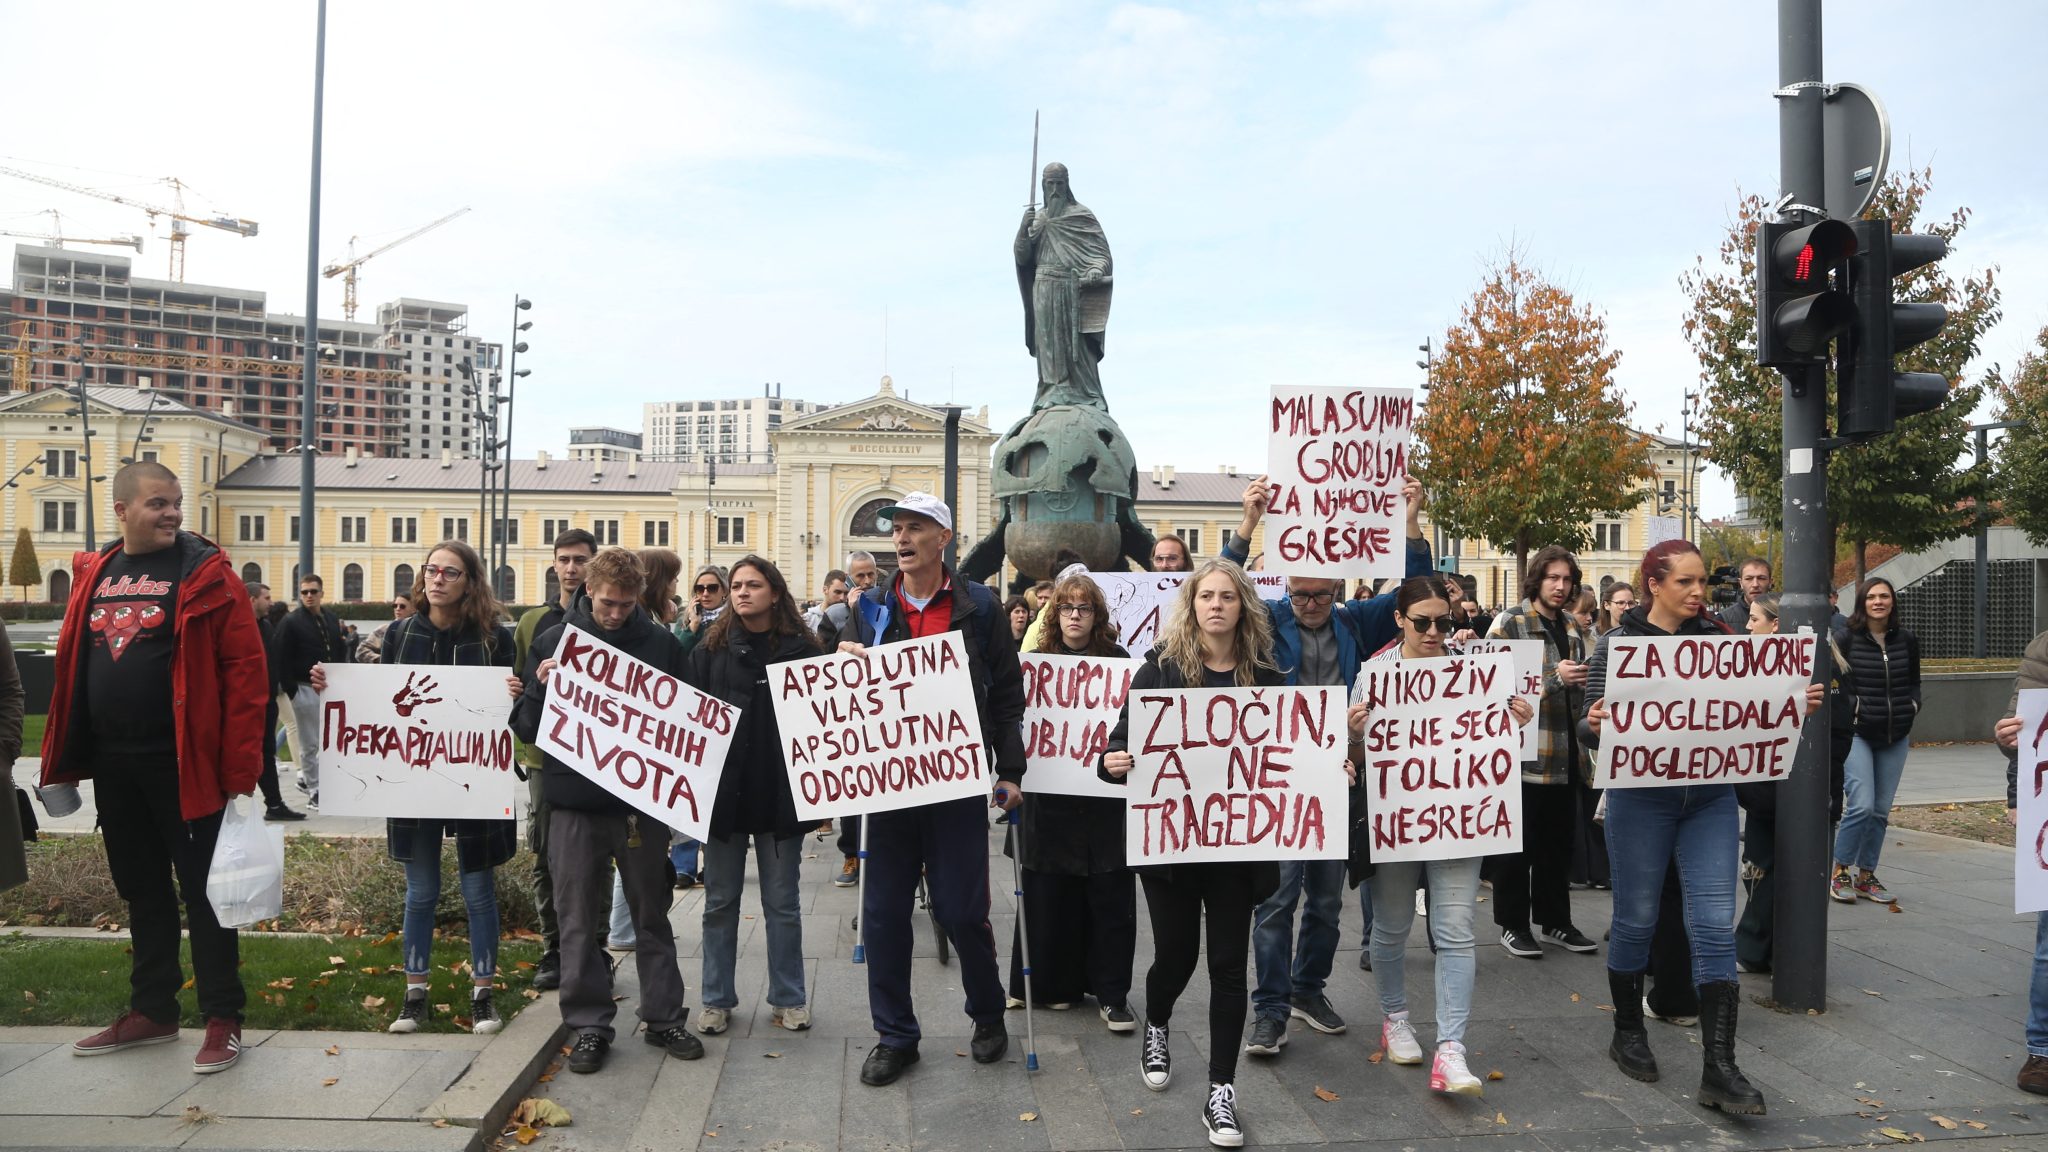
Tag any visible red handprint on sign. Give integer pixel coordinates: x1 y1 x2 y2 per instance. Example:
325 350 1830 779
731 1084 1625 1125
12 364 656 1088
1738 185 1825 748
392 671 444 717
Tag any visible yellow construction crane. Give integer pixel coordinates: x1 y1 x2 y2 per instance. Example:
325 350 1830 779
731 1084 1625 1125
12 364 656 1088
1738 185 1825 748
322 206 471 321
0 165 257 282
0 208 144 252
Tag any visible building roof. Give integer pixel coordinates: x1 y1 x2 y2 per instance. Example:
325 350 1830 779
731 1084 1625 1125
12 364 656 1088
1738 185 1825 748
0 384 267 435
1133 470 1256 504
217 454 774 494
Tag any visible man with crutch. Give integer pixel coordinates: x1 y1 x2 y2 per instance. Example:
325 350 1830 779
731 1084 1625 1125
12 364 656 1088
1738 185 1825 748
836 493 1029 1087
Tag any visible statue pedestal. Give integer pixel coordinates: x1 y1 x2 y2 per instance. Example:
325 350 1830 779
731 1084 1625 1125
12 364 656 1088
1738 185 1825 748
991 402 1141 579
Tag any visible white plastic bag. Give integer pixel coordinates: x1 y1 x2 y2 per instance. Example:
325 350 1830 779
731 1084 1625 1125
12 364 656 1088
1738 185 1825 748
206 798 284 928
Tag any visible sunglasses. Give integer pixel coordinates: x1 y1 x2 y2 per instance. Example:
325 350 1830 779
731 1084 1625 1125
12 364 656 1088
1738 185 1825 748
298 588 321 596
1404 614 1456 634
694 583 723 594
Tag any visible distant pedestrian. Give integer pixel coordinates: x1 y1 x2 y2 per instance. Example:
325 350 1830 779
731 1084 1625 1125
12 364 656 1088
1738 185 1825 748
1831 578 1921 906
276 571 351 806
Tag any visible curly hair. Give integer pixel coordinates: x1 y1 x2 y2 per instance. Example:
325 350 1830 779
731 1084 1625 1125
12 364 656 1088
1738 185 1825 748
1033 573 1121 656
1155 559 1276 687
584 548 647 599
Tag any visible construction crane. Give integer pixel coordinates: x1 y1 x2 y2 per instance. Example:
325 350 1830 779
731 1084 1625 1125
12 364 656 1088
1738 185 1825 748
0 166 257 282
323 207 471 321
0 208 144 252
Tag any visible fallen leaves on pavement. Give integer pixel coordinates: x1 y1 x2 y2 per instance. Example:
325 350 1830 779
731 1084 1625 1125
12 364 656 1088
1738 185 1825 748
1313 1087 1339 1102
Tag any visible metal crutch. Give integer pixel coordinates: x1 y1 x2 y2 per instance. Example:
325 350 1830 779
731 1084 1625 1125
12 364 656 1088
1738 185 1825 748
853 817 869 964
999 792 1039 1072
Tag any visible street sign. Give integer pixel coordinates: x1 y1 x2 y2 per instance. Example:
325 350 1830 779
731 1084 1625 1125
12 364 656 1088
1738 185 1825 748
1823 82 1889 221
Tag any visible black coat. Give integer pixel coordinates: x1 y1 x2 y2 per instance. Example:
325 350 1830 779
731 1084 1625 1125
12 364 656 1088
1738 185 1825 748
1016 643 1130 876
276 604 350 686
380 613 519 873
1098 650 1283 900
686 623 823 842
1841 623 1921 746
511 606 688 816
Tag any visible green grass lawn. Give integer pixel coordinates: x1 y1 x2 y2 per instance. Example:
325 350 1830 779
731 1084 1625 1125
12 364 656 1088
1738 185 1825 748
19 713 43 755
2 930 544 1032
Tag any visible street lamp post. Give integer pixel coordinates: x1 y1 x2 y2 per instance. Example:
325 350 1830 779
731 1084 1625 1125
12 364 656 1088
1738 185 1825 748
298 0 328 591
66 339 98 551
1416 338 1444 567
497 298 532 598
1971 420 2022 659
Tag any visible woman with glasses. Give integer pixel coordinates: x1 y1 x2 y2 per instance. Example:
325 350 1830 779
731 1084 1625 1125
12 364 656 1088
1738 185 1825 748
1006 573 1137 1032
1581 539 1821 1114
1353 575 1532 1098
1831 578 1921 905
678 565 729 655
1597 583 1636 636
309 540 522 1035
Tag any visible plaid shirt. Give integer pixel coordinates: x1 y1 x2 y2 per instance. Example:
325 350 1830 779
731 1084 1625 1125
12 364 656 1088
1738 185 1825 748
1486 601 1589 785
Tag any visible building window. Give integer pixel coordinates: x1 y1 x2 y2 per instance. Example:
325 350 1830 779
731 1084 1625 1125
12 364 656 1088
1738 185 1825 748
202 455 211 483
289 515 301 543
242 562 262 584
341 563 364 601
494 566 515 602
642 521 670 547
543 518 569 545
1174 527 1203 555
716 516 745 545
340 515 367 543
42 501 78 533
43 448 78 478
140 449 158 463
442 517 470 542
1592 522 1625 553
239 514 266 542
391 516 417 544
591 520 619 547
493 518 519 546
393 564 415 598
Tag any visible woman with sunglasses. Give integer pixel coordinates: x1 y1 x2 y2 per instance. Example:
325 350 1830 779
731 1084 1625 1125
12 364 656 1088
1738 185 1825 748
310 540 522 1035
1351 575 1531 1097
1580 539 1822 1114
677 565 729 654
1007 573 1137 1032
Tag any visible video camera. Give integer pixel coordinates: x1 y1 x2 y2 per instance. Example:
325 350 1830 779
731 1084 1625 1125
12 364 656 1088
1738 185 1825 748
1706 565 1742 608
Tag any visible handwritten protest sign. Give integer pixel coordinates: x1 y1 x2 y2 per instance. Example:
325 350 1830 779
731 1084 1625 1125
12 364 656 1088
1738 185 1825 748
1019 653 1140 798
773 632 989 820
2015 689 2048 913
1266 386 1413 580
533 624 737 840
1356 652 1522 862
1125 687 1346 865
1453 637 1543 762
1088 570 1289 660
317 664 517 820
1596 634 1816 789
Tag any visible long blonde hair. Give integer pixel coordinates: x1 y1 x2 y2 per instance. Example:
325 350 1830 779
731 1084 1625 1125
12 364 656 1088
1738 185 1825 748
1155 559 1276 687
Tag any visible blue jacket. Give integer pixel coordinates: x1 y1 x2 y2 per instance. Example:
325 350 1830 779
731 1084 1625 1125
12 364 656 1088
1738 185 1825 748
1244 535 1435 692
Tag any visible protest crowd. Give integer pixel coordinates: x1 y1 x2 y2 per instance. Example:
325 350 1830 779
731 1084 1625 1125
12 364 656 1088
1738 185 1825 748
10 428 2044 1151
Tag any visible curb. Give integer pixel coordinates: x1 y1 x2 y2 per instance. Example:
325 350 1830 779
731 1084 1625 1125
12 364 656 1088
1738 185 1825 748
422 987 565 1148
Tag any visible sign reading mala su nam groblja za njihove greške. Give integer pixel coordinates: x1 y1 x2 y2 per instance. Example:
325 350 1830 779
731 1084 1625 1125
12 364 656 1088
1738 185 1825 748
533 624 739 841
1356 651 1523 863
1265 385 1413 580
1018 652 1140 799
1596 633 1817 789
772 632 990 821
1125 686 1347 865
316 664 519 819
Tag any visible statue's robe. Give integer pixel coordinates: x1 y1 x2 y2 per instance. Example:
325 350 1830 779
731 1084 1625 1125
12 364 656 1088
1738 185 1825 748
1015 202 1113 412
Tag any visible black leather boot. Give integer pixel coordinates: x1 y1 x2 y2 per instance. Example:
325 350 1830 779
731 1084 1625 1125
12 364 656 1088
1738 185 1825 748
1696 981 1766 1115
1607 970 1659 1082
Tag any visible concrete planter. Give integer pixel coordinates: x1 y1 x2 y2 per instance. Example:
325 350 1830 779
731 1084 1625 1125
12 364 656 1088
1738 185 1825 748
1913 671 2015 745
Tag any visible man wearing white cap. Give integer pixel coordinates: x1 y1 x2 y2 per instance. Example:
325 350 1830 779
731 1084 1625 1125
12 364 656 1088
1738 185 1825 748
839 492 1028 1087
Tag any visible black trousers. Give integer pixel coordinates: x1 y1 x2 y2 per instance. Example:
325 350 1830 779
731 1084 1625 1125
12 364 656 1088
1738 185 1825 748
1569 785 1611 886
256 694 287 810
836 814 863 858
1008 867 1136 1007
1645 862 1699 1016
1493 780 1578 934
97 764 245 1024
1140 864 1258 1085
1735 812 1775 970
863 797 1006 1049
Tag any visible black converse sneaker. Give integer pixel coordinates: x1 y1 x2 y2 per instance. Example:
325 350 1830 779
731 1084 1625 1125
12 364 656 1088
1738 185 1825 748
1203 1081 1244 1147
1141 1020 1172 1090
388 989 428 1034
470 990 502 1035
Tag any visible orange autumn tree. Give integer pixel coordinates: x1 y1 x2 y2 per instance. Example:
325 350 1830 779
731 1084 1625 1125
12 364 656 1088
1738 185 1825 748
1415 258 1654 579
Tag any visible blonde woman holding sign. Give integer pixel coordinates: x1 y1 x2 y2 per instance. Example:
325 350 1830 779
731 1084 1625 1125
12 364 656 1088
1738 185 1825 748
1580 539 1822 1115
1101 559 1287 1148
1352 575 1533 1098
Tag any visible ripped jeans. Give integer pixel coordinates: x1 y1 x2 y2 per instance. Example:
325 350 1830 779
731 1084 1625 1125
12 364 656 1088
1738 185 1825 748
397 825 500 981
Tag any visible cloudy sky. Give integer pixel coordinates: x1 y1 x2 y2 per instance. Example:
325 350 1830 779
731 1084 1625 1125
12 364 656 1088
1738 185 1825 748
4 0 2042 518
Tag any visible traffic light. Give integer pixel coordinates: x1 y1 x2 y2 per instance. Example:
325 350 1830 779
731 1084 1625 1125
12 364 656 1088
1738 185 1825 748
1837 216 1952 439
1756 218 1857 368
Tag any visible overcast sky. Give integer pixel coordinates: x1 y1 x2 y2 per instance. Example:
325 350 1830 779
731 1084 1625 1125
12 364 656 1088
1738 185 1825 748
4 0 2042 518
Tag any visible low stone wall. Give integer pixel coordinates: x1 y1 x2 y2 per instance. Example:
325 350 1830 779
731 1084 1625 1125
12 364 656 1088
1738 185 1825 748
1915 671 2016 745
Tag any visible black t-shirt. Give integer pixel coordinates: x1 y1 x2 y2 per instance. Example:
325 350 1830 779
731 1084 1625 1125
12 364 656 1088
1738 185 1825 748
84 546 182 758
1200 665 1239 689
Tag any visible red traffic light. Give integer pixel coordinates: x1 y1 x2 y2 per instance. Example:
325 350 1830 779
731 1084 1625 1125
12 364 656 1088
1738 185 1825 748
1770 220 1856 285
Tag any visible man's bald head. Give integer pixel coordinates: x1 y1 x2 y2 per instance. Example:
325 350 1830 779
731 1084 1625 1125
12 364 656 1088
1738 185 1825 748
112 460 178 506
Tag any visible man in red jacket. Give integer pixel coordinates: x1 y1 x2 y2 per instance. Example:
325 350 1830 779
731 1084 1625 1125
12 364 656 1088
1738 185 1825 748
40 461 266 1074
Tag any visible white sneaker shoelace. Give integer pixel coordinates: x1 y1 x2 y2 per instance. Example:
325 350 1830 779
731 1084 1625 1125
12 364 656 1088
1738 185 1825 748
1205 1082 1240 1133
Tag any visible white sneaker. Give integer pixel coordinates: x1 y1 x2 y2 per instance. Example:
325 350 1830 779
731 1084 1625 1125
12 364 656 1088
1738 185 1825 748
1430 1041 1482 1096
771 1005 811 1031
1643 996 1697 1027
697 1006 731 1035
1380 1015 1424 1065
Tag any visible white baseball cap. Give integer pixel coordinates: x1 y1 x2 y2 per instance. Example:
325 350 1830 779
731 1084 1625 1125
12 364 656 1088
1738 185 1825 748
876 491 953 532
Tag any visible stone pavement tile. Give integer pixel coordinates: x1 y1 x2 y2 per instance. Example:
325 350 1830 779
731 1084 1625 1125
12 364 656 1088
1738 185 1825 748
1508 1013 1710 1129
1561 1105 2048 1152
1733 997 2010 1113
839 1038 914 1152
1180 1025 1325 1145
1253 1029 1451 1143
1937 989 2033 1035
1407 1020 1638 1138
369 1049 478 1120
515 1027 671 1151
1073 1028 1214 1151
0 1115 188 1148
1 1036 201 1116
255 1030 491 1051
159 1045 441 1120
1832 925 2022 998
1804 996 2034 1105
1820 937 1977 1002
810 957 891 1039
176 1117 477 1150
621 1037 722 1152
698 1034 844 1148
1018 1033 1122 1151
904 1031 1046 1152
797 911 839 958
0 1041 54 1080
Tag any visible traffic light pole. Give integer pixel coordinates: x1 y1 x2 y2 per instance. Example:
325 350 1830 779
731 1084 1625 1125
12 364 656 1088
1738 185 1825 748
1771 0 1833 1014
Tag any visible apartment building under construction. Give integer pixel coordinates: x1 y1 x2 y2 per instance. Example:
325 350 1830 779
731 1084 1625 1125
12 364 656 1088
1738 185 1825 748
1 243 497 459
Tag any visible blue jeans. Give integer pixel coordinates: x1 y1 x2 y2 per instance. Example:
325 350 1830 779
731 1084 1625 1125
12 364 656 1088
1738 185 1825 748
1368 856 1480 1044
2030 913 2048 1057
701 831 808 1011
672 835 700 878
1604 785 1738 986
1252 859 1345 1020
396 825 499 980
1834 735 1910 872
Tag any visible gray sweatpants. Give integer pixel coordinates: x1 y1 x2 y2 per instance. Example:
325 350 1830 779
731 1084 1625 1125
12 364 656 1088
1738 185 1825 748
547 807 685 1042
289 684 322 793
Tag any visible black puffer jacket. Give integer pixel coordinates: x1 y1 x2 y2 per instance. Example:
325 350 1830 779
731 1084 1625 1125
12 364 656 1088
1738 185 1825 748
686 623 823 842
1840 623 1920 746
512 605 688 815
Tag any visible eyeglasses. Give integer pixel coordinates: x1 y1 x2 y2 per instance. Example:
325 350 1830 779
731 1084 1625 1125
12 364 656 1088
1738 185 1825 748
420 564 466 582
694 583 722 595
1405 615 1456 634
1288 590 1335 606
298 587 320 596
1056 604 1096 617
